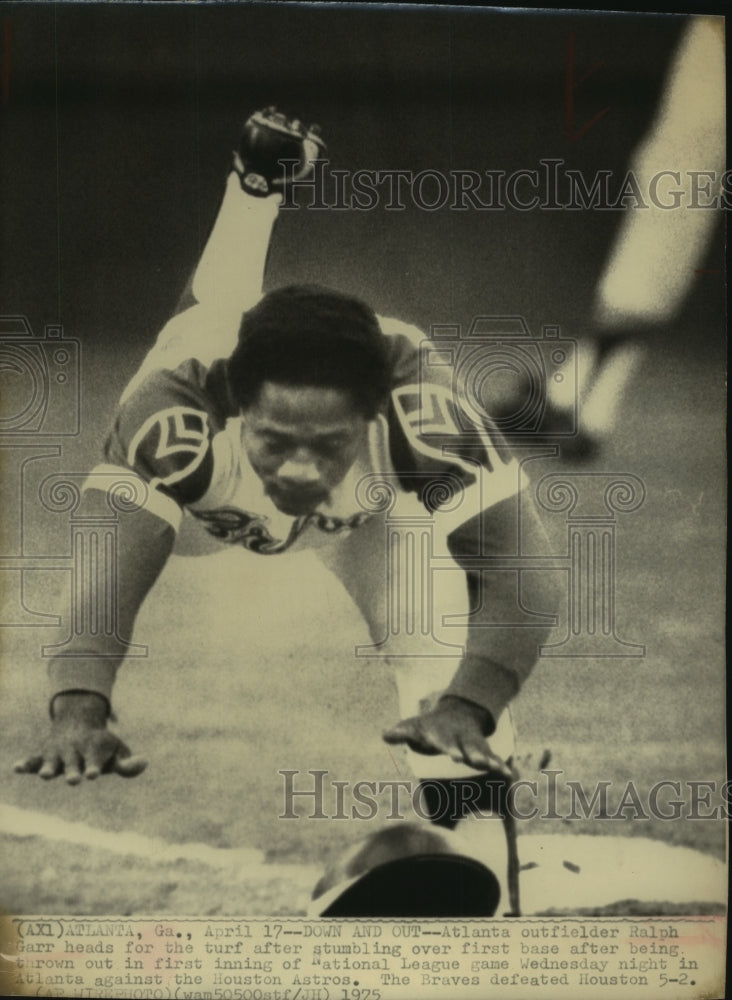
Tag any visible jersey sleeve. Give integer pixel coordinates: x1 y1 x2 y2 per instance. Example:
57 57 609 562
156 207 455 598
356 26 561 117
382 317 518 511
104 361 219 511
47 362 222 710
381 318 560 729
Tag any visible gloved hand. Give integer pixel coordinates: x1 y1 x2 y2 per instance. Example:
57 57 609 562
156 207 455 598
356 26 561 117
234 106 326 197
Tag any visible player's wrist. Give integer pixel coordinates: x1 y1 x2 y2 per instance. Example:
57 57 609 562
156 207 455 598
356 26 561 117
231 152 275 198
438 694 494 735
50 690 110 726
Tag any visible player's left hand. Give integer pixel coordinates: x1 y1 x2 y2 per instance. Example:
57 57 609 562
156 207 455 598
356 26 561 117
383 695 514 780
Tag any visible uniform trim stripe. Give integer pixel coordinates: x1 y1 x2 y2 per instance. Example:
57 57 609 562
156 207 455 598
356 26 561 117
84 464 183 531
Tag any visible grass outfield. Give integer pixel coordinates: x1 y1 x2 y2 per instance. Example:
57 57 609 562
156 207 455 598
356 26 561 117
0 519 726 915
0 325 726 916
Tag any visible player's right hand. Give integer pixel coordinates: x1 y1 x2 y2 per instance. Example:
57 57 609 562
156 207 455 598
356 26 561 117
234 106 326 197
12 692 147 784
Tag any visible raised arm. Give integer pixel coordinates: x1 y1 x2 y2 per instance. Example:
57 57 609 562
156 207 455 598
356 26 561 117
193 108 324 312
14 108 327 783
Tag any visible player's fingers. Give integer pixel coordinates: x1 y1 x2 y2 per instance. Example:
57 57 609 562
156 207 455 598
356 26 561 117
382 718 441 755
382 717 420 743
83 743 116 780
62 747 83 786
83 760 101 780
458 737 514 780
416 716 473 762
13 755 44 774
445 738 472 765
301 136 324 169
92 735 147 778
113 754 148 778
409 718 466 762
39 755 62 780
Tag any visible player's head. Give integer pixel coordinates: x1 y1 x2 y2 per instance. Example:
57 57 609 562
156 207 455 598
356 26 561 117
229 284 391 417
229 285 391 516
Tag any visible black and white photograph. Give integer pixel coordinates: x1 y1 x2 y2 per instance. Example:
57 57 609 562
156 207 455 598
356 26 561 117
0 1 727 997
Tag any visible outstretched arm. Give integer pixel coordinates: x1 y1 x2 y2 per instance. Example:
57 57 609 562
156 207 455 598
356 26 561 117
14 486 179 782
381 325 560 769
16 337 217 782
14 107 327 784
179 108 325 316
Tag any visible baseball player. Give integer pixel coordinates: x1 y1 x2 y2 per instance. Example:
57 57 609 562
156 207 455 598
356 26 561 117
545 15 726 455
15 110 557 844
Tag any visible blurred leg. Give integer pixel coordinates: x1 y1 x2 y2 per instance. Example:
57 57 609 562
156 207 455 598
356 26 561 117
548 16 725 451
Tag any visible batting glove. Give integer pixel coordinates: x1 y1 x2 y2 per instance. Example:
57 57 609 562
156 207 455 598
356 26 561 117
234 106 326 197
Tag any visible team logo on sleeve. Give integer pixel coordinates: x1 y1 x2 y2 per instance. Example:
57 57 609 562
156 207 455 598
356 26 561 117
127 406 210 491
393 384 511 476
